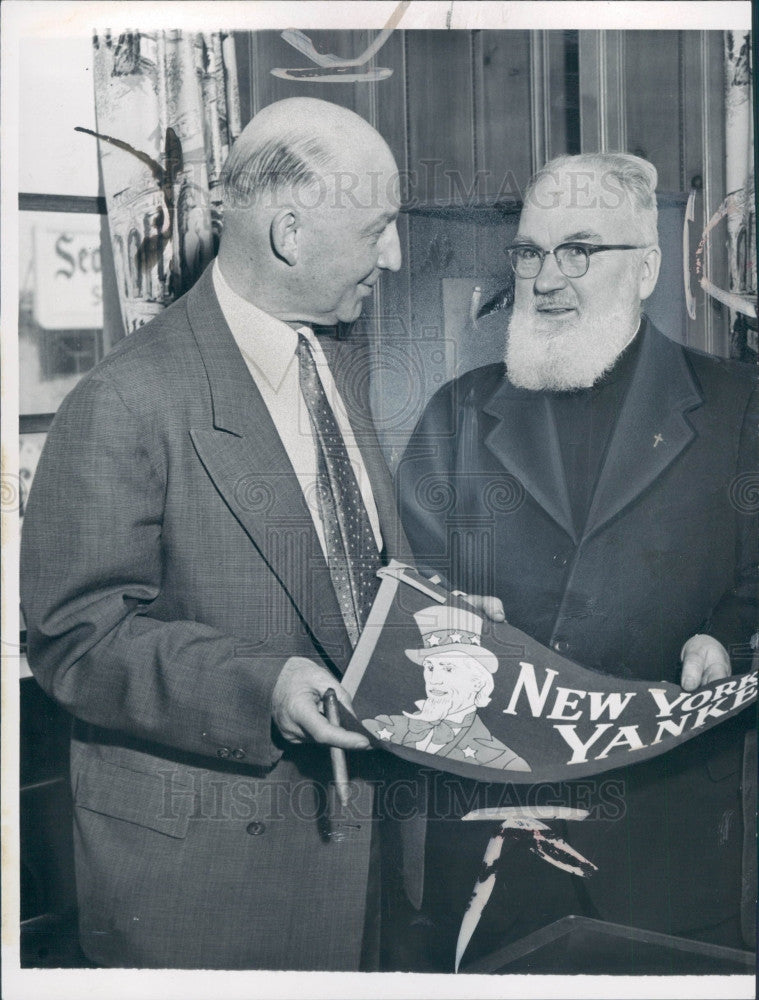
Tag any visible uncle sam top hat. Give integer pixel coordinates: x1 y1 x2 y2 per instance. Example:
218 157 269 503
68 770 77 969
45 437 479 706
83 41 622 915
405 605 499 673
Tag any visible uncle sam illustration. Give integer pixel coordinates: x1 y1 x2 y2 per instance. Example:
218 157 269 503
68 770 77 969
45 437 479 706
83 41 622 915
363 605 531 771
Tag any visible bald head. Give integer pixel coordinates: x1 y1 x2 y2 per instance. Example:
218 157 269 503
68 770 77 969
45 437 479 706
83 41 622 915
221 98 392 211
217 98 401 325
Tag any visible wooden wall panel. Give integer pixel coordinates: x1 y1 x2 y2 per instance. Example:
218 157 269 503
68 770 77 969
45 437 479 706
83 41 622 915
546 30 574 160
237 29 577 204
579 31 628 155
475 30 533 199
623 31 683 191
404 31 475 205
576 28 729 355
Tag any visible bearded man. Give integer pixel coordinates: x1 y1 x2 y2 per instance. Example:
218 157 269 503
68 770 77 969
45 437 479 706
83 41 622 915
395 152 757 966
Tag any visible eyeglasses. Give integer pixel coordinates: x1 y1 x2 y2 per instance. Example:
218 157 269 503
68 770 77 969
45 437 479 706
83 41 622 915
508 242 648 279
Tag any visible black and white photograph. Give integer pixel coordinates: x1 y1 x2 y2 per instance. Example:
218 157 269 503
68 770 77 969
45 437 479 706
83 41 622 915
2 2 756 998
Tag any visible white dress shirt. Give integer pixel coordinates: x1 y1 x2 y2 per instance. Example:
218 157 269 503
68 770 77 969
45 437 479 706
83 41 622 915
212 260 383 557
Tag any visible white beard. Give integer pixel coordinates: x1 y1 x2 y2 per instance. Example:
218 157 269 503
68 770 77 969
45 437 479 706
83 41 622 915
505 292 641 392
404 693 454 723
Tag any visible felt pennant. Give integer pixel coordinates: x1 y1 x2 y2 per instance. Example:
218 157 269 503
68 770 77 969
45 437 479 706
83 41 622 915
342 562 757 785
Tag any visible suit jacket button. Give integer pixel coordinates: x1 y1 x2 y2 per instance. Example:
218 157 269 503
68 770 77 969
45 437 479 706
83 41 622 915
216 747 231 758
552 639 569 653
246 821 266 836
232 748 246 760
552 553 568 568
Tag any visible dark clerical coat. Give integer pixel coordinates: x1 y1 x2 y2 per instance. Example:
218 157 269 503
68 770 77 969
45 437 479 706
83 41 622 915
397 318 757 939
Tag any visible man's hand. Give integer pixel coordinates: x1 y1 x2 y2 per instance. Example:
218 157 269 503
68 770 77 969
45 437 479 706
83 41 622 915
454 592 506 623
425 574 505 622
272 656 370 749
680 634 731 691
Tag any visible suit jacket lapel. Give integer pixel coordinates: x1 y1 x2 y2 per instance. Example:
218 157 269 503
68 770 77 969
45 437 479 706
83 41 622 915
185 266 344 651
582 322 703 541
480 323 703 546
482 384 577 542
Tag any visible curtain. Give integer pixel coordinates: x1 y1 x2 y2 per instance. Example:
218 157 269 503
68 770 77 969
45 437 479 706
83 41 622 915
92 31 241 333
724 30 756 360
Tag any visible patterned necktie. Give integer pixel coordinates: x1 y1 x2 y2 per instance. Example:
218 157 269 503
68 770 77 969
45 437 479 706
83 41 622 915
296 331 381 646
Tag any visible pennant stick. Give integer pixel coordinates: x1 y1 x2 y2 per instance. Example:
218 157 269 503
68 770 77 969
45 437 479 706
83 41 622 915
376 561 448 604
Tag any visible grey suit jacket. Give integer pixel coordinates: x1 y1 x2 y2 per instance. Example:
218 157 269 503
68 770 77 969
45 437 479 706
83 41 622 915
21 264 411 969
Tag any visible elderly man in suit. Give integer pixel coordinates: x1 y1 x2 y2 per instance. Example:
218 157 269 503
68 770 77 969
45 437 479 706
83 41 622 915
22 96 470 971
396 153 757 965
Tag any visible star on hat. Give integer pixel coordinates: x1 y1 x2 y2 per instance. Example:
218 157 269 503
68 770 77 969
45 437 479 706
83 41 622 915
405 605 499 673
